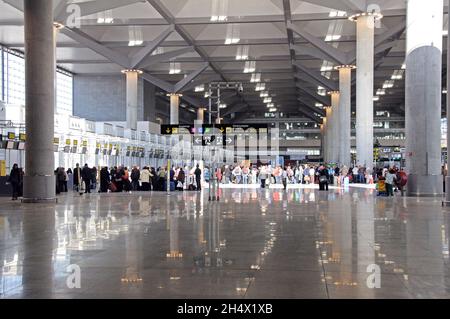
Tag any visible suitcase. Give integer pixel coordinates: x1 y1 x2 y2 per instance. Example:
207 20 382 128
109 182 117 192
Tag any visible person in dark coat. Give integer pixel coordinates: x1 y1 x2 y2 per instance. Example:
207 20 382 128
318 165 330 191
73 163 82 193
81 164 91 194
100 167 110 193
57 167 66 194
194 164 202 191
91 166 98 191
8 164 21 200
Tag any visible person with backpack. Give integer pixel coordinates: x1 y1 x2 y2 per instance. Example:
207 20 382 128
318 165 330 191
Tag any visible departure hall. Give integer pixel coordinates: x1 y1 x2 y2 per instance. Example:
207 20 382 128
0 0 449 302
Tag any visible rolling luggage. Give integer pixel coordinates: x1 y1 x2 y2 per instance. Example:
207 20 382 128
109 182 117 192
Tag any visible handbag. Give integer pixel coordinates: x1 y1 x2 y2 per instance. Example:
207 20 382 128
177 181 183 188
319 175 328 183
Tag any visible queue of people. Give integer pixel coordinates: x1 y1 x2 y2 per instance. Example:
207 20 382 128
7 161 408 200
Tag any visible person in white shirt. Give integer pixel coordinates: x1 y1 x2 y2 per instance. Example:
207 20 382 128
309 167 316 184
233 166 242 184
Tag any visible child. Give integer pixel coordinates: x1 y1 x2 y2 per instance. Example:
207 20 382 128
376 176 387 196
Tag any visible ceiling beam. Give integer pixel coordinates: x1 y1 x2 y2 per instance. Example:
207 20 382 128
293 61 338 91
173 62 209 93
130 24 175 68
59 27 131 67
296 84 331 106
287 21 348 65
139 46 195 69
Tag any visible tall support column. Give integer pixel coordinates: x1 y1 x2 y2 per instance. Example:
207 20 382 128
350 12 382 170
325 107 332 163
123 69 141 130
195 107 205 126
168 94 181 125
23 0 56 203
320 123 325 162
445 4 450 204
335 65 355 167
406 0 443 196
328 91 340 163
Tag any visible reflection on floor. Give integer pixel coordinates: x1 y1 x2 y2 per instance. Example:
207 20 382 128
0 187 449 299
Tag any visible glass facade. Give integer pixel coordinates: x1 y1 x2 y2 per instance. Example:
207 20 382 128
0 46 73 116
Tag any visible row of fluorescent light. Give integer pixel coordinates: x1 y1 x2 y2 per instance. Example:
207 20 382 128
374 65 405 100
97 10 114 24
210 0 228 22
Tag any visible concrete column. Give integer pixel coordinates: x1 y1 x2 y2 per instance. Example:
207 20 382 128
329 91 340 163
352 13 379 170
325 107 332 162
320 123 325 162
123 70 141 130
336 66 354 167
194 107 205 127
169 94 180 125
445 6 450 205
23 0 56 203
197 108 205 123
406 0 443 196
144 81 156 122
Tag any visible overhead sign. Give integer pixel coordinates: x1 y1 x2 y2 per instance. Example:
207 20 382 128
161 124 268 135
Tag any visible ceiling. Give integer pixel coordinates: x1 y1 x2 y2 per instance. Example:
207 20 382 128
0 0 448 123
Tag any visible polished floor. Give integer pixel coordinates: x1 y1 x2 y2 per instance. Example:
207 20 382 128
0 186 449 299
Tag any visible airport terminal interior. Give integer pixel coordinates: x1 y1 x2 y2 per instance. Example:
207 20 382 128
0 0 450 300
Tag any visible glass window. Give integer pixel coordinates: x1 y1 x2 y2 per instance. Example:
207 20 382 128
5 50 26 106
56 71 73 115
1 48 73 115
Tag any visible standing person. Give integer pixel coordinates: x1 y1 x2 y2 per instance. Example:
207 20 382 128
318 165 330 191
81 164 92 194
352 166 359 183
309 166 316 184
177 167 186 191
195 164 202 191
91 166 98 191
100 167 110 193
150 167 157 191
204 166 210 184
8 164 21 200
73 163 82 193
303 165 310 184
282 167 288 190
123 167 132 192
224 165 231 184
233 165 242 184
57 167 65 194
131 166 141 191
63 168 69 192
139 166 151 191
259 166 267 189
242 166 249 184
385 169 397 197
